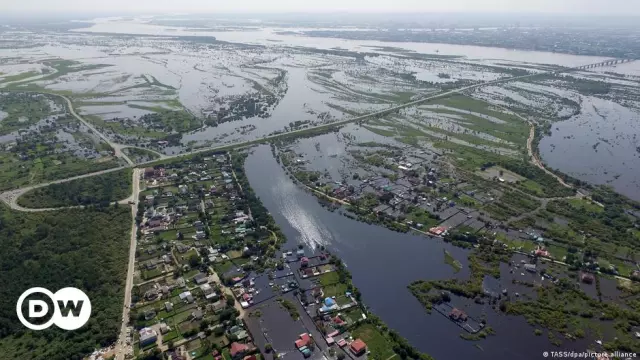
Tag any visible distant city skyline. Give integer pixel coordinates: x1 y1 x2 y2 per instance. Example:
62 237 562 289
1 0 640 15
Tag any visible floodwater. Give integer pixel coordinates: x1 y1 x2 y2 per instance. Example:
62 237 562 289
244 145 587 360
74 18 610 67
539 95 640 201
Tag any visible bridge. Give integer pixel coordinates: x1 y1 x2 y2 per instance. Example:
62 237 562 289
575 58 635 70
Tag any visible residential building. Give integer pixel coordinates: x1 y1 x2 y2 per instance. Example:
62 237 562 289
350 339 367 356
194 273 208 285
139 327 157 346
230 342 250 359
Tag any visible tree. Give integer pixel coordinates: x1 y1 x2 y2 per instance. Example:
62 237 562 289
265 344 273 353
226 294 235 306
337 353 346 360
189 254 201 267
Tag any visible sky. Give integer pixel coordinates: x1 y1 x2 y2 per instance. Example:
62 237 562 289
1 0 640 15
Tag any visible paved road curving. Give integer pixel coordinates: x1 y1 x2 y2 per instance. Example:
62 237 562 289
57 94 135 166
0 166 129 211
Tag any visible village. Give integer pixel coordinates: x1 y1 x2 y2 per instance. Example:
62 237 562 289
275 140 640 284
124 153 404 360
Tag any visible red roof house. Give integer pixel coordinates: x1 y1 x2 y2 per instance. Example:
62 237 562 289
295 333 311 349
350 339 367 356
230 342 250 358
301 257 310 267
449 308 468 322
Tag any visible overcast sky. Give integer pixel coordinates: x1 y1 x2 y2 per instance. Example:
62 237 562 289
2 0 640 15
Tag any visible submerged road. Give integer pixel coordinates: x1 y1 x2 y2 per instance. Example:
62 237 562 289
0 60 614 211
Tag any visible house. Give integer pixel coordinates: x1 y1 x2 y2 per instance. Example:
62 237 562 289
176 277 186 287
350 339 367 356
179 291 194 303
581 272 595 284
139 327 157 346
295 333 311 349
165 302 173 312
312 287 324 298
207 300 227 314
191 310 204 320
144 168 155 179
300 257 309 268
229 325 249 341
333 315 346 327
449 308 468 322
159 323 170 334
201 283 218 300
144 310 156 321
319 297 338 314
194 273 208 285
230 342 250 359
144 290 159 301
535 248 550 257
303 268 314 278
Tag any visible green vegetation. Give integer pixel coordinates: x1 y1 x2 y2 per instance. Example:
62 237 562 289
505 279 640 351
139 110 201 133
319 271 348 297
17 168 132 208
0 71 40 84
276 298 299 320
444 249 463 273
122 147 162 163
351 323 396 359
0 92 57 134
0 205 131 360
485 160 576 198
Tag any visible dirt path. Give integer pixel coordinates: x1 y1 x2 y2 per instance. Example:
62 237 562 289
114 168 141 360
208 267 247 318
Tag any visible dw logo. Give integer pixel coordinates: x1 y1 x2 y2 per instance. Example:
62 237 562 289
16 287 92 331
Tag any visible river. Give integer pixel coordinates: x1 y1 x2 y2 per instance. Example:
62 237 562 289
244 144 589 360
74 17 610 67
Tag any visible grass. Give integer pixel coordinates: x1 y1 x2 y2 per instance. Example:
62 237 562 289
406 207 440 228
444 250 463 273
319 271 348 297
0 71 40 83
568 198 604 214
351 324 396 360
520 180 545 197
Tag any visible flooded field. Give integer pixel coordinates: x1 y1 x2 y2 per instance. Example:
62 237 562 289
3 17 639 199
